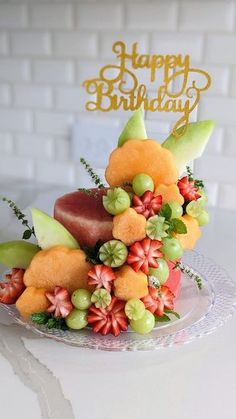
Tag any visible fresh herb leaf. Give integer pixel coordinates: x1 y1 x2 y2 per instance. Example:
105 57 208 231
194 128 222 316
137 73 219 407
155 314 171 322
159 203 172 220
165 309 180 319
170 218 187 234
31 312 51 325
186 166 204 189
84 240 103 265
1 196 35 239
47 317 68 330
23 230 32 240
80 158 105 189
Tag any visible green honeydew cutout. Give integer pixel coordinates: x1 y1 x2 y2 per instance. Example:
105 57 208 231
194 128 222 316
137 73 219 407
99 240 128 268
162 120 215 174
118 109 147 147
0 240 40 269
31 208 79 250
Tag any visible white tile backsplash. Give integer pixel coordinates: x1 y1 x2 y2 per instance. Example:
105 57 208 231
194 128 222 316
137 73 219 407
0 0 236 210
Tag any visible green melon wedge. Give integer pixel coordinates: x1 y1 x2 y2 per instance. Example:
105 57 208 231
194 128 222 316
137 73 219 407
162 120 215 174
0 240 40 269
118 109 147 147
31 208 80 250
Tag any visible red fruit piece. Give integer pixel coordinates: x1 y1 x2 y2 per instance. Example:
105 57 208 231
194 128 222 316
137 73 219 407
132 191 162 219
127 238 163 275
141 287 164 316
54 189 113 248
87 296 128 336
0 268 25 305
141 285 175 316
87 265 115 292
177 176 201 201
46 286 73 318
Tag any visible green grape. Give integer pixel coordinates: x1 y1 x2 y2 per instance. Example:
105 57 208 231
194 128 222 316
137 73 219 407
103 187 130 215
196 209 210 226
91 289 111 308
161 237 183 261
125 298 145 321
65 309 88 330
71 289 92 310
186 200 204 218
198 188 208 205
99 240 128 267
132 173 154 196
149 258 169 284
168 201 183 219
130 310 155 334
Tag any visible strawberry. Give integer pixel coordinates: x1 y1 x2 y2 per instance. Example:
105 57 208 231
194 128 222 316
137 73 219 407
46 286 73 318
141 287 164 316
127 238 163 274
132 191 162 219
0 268 25 305
177 176 201 201
87 296 128 336
141 285 175 316
87 265 115 292
160 285 175 310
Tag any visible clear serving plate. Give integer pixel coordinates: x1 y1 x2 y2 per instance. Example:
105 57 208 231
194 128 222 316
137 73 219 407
1 251 236 351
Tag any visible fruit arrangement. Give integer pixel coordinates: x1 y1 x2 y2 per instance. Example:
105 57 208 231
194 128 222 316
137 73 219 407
0 110 214 337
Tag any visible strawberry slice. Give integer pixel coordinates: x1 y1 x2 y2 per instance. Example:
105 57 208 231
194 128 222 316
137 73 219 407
0 268 25 305
87 296 128 336
87 265 115 292
127 238 163 274
132 191 162 219
141 285 175 316
177 176 201 201
46 286 73 318
141 287 164 316
160 285 174 310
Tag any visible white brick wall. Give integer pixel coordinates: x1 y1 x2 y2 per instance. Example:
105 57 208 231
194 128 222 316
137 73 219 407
0 0 236 210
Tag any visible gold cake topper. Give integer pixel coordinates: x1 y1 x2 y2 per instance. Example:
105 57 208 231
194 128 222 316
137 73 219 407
83 41 211 137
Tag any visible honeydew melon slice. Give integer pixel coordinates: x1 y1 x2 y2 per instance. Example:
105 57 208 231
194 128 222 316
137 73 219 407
31 208 80 250
118 109 147 147
162 120 215 174
0 240 40 269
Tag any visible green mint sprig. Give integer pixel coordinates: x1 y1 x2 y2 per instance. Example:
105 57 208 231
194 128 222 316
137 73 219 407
1 196 35 240
159 203 187 235
174 261 202 290
80 158 105 189
31 312 68 330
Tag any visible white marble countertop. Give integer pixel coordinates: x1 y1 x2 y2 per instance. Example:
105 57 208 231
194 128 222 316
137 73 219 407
0 178 236 419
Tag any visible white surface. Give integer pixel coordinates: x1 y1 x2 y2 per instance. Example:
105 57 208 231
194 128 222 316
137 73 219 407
0 179 236 419
0 0 236 209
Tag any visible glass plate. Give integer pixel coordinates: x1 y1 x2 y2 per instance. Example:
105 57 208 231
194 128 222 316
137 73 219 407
1 251 236 351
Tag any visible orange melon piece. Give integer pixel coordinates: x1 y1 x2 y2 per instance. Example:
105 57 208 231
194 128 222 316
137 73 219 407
175 214 201 250
24 245 94 293
105 139 178 187
112 208 146 246
114 265 148 301
16 287 49 319
154 184 184 205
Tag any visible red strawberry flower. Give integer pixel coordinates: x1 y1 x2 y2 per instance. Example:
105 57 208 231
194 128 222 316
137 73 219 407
141 285 175 316
87 265 115 292
87 296 128 336
127 238 163 275
46 286 73 318
178 176 201 201
0 268 25 305
132 191 162 219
